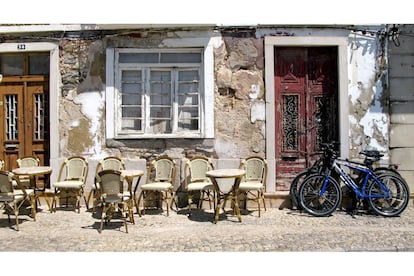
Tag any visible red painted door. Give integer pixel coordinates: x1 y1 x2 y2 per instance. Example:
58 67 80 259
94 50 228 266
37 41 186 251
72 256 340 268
274 47 338 190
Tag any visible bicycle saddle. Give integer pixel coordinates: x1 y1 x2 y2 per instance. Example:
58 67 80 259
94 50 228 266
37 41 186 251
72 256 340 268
360 150 384 158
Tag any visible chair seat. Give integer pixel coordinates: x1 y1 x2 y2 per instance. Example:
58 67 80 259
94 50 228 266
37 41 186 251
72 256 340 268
140 182 172 191
187 182 213 191
239 181 263 191
102 193 131 203
54 180 84 189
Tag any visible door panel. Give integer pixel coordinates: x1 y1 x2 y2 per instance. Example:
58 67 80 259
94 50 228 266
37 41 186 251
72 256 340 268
274 47 338 190
0 76 49 170
0 82 24 169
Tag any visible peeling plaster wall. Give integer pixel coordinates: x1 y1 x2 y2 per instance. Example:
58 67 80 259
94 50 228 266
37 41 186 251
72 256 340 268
347 31 389 159
59 39 107 158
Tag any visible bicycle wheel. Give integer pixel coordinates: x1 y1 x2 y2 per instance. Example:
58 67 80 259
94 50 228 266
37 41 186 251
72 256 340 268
367 173 410 217
298 174 342 217
290 170 315 210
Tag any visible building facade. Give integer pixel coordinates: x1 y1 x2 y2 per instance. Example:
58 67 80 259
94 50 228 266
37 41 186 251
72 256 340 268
0 24 411 206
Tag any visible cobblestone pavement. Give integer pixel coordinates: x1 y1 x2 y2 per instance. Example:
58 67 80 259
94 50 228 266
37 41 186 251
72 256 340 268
1 201 414 252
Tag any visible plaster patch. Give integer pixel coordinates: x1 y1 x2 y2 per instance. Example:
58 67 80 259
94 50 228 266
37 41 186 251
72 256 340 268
70 120 80 127
73 91 105 155
251 100 265 123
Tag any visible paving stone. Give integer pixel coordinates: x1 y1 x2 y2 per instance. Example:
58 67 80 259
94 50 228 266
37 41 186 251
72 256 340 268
1 202 414 252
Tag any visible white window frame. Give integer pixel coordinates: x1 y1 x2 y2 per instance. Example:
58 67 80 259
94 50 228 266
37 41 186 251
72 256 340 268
106 46 214 139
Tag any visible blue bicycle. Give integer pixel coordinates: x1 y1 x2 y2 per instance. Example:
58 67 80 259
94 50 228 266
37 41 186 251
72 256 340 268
298 142 410 217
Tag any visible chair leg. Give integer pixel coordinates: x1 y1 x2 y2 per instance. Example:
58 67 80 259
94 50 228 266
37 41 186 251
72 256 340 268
257 191 261 217
128 201 135 224
133 192 139 216
31 195 37 221
86 189 93 211
51 190 58 213
261 189 267 211
188 191 193 215
14 202 19 231
136 191 145 216
76 193 81 213
170 191 177 210
100 203 108 233
165 191 170 216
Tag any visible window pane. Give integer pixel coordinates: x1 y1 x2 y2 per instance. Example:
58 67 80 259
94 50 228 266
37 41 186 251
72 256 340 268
179 83 199 94
1 55 24 76
160 53 201 63
5 94 19 140
122 94 142 105
178 107 199 131
151 83 171 94
150 94 171 105
122 83 142 94
177 69 200 132
121 119 142 131
151 70 171 82
119 53 158 63
29 53 49 75
149 70 172 134
121 70 143 132
179 70 199 81
150 119 171 134
178 94 199 105
122 106 142 117
34 94 46 140
150 106 171 118
122 70 142 81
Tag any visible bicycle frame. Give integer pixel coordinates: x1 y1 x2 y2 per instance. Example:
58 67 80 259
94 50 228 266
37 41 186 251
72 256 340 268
320 158 391 199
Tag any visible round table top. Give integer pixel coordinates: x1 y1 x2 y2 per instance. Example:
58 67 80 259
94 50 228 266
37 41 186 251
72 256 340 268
12 166 52 175
120 169 144 178
206 169 245 178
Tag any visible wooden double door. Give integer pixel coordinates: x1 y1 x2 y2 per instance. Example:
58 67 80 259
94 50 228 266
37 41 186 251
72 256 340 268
274 47 339 190
0 76 49 170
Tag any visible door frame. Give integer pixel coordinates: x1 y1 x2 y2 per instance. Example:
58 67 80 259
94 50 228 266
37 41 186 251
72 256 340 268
264 36 349 192
0 42 59 180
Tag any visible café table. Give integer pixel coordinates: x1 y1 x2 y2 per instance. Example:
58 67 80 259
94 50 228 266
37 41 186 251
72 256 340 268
120 169 144 214
206 168 246 224
12 166 53 210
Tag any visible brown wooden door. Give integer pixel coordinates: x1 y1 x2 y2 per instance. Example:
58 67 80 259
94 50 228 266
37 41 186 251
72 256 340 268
274 47 338 190
0 76 49 170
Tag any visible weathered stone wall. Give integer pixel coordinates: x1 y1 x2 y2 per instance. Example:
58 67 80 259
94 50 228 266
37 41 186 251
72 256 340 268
53 29 268 195
388 24 414 193
213 32 265 158
57 30 266 160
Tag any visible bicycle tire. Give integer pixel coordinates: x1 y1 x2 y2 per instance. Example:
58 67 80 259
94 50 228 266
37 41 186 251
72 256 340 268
298 174 342 217
354 168 404 210
367 172 410 217
290 170 316 210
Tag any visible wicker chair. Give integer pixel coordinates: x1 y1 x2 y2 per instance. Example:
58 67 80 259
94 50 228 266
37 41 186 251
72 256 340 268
184 156 215 216
0 170 37 231
136 155 176 216
238 156 267 217
96 169 134 233
51 156 89 213
87 156 126 212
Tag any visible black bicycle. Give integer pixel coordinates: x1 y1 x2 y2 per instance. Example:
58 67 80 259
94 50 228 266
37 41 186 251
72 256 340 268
290 143 404 211
297 142 410 217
